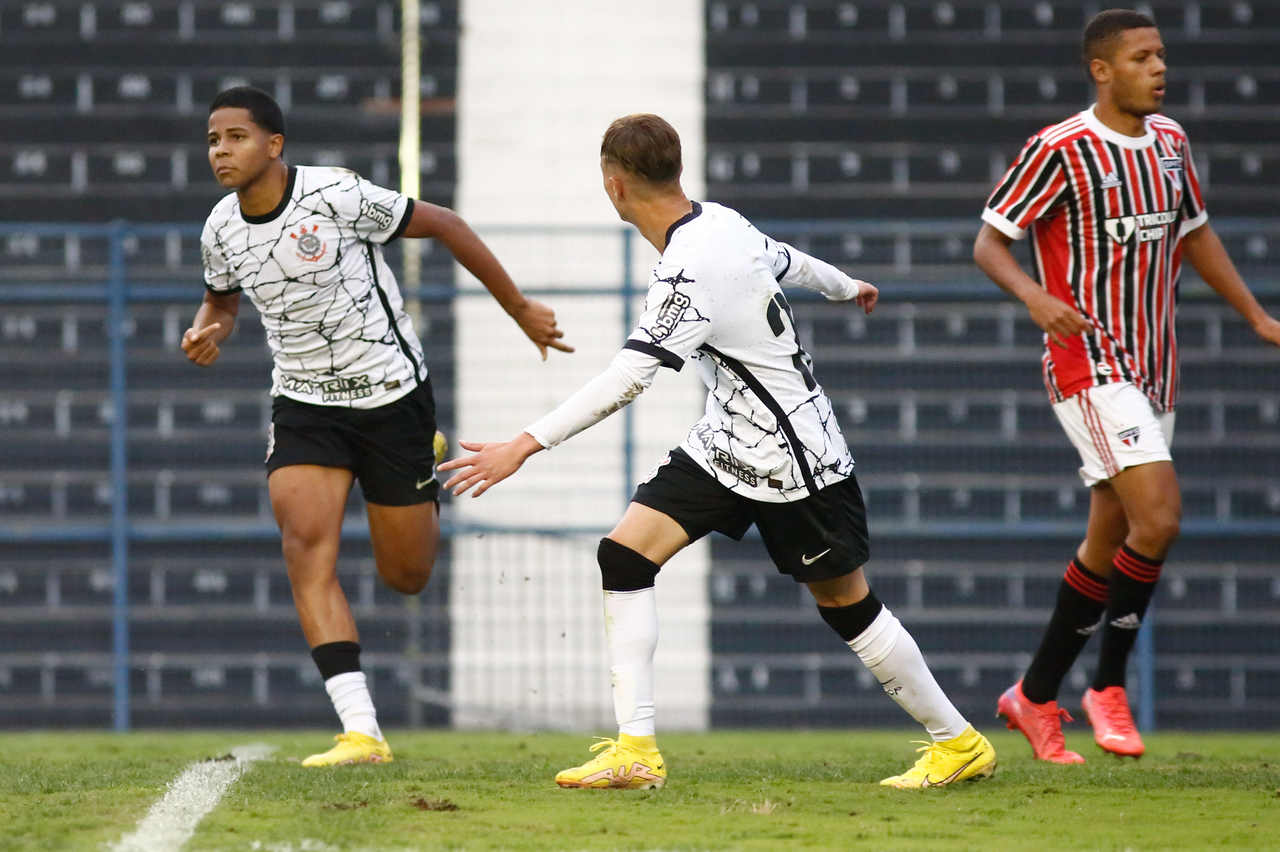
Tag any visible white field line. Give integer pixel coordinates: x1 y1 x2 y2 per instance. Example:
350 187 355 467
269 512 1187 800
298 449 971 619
111 742 276 852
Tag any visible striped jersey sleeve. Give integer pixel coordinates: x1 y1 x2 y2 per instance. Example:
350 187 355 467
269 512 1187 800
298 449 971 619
982 132 1070 239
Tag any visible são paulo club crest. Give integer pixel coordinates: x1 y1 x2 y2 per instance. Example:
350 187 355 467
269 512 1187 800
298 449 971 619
1117 425 1141 447
289 223 327 262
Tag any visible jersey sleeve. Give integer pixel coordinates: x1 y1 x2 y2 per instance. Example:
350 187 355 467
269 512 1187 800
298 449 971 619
328 170 415 244
621 262 713 371
982 133 1069 240
1178 136 1209 239
200 220 240 294
523 347 662 449
767 237 861 301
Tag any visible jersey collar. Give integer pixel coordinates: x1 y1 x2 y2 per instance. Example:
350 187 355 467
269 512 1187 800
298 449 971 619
240 165 297 224
663 200 702 251
1082 105 1155 150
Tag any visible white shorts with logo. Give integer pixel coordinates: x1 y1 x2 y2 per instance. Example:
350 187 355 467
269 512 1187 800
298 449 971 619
1052 382 1176 487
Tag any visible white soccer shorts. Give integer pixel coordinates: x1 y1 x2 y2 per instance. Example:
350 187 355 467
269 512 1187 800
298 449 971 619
1052 381 1176 487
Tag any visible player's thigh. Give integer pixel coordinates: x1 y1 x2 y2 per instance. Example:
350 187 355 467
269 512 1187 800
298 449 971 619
365 499 441 575
1105 458 1181 532
627 448 750 565
753 474 871 584
607 502 691 566
1051 382 1174 488
268 464 354 547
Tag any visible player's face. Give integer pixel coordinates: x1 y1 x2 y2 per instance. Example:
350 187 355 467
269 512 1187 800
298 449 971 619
1103 27 1167 116
207 107 280 189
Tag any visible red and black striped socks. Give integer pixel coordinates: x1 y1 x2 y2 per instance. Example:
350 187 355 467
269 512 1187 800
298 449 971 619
1092 545 1163 690
1021 558 1109 704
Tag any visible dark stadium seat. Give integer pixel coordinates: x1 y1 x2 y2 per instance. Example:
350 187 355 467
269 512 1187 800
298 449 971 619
86 148 171 188
191 1 281 37
92 70 179 111
2 1 81 37
86 2 182 38
0 70 80 109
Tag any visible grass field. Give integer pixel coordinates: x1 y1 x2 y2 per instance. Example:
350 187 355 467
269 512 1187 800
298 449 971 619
4 729 1278 851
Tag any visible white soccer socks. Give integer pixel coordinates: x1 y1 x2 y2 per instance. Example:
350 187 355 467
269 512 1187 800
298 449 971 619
847 606 969 741
323 671 384 741
603 587 659 737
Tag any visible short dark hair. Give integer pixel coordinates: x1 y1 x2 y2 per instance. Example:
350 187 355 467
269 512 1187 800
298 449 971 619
209 85 286 137
601 114 682 185
1082 9 1158 67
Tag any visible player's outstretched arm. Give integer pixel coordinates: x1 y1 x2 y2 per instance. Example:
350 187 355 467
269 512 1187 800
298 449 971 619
439 433 544 497
181 290 239 366
776 242 878 314
974 223 1090 349
401 200 573 360
1182 223 1280 347
439 347 661 497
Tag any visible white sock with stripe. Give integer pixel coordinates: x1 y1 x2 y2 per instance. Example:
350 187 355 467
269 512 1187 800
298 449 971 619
323 671 383 741
848 606 968 741
603 588 658 737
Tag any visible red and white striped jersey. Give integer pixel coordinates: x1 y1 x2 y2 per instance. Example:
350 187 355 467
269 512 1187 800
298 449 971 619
982 105 1208 412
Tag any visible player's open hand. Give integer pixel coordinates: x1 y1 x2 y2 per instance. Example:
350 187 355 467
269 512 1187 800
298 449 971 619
438 433 544 497
1028 290 1090 349
852 280 878 314
513 299 574 360
181 323 223 366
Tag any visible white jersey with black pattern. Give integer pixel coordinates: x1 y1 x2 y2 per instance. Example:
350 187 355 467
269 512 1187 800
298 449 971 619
200 164 423 408
629 201 857 502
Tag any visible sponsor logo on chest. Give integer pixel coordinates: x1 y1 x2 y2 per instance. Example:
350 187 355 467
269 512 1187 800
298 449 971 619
1103 209 1177 244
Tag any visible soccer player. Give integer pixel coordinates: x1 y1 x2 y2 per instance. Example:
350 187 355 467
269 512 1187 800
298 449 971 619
440 114 997 790
975 10 1280 762
184 86 572 766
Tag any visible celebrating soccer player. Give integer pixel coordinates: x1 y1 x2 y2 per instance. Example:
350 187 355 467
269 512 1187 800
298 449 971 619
974 10 1280 762
184 86 572 767
440 114 997 789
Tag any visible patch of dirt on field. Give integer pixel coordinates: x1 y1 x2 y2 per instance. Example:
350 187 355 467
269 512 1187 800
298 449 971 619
411 797 459 811
324 801 368 810
204 754 236 762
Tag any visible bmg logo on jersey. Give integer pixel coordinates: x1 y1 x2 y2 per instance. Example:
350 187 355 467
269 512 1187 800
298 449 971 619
360 198 395 231
289 223 328 262
1104 210 1177 244
652 291 692 340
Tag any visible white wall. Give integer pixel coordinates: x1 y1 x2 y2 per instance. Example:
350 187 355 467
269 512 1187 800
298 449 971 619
450 0 709 731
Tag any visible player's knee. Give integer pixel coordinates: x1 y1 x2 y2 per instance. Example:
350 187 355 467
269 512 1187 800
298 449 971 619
378 557 433 595
1134 503 1181 550
598 538 660 592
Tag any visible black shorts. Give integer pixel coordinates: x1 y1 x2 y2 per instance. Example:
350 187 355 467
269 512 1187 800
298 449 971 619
632 447 870 583
265 379 440 506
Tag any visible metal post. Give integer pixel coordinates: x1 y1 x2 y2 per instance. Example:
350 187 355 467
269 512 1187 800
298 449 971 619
621 228 635 507
1136 603 1155 731
108 222 131 731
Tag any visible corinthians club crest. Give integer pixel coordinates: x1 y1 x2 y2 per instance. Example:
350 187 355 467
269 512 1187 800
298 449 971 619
289 223 327 262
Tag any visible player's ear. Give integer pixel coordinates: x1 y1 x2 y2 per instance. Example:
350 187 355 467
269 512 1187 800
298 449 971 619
1089 57 1112 87
267 133 285 159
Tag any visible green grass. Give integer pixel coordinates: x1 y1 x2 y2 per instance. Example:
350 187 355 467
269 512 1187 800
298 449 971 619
4 730 1279 851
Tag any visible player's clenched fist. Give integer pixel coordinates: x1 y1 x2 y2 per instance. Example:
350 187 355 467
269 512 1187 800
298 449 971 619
181 322 223 366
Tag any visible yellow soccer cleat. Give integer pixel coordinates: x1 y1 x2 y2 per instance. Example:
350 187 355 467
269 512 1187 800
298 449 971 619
555 735 666 790
879 725 996 789
301 732 393 767
433 430 448 466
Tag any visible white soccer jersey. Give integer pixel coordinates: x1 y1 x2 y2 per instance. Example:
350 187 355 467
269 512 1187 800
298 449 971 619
200 165 424 408
527 201 860 502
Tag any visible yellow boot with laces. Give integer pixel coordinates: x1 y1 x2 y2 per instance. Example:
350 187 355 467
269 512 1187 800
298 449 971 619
879 725 996 789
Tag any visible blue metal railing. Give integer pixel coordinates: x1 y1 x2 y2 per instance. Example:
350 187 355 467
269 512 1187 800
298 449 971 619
3 220 1278 731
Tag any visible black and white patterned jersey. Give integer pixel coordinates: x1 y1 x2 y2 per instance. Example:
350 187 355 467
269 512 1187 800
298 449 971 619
526 201 861 503
200 164 423 408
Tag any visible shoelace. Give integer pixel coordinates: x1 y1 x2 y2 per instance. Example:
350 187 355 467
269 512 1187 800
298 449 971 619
587 737 623 756
1035 704 1074 754
906 740 947 772
1096 695 1137 734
